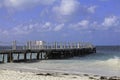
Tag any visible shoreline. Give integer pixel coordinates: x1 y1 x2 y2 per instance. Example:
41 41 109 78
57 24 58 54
0 69 120 80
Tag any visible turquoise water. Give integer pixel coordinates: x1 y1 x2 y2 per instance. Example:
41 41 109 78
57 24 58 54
0 46 120 76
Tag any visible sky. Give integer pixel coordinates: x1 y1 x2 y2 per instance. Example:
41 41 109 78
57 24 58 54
0 0 120 45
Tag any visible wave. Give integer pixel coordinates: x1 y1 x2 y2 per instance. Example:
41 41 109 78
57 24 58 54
95 56 120 70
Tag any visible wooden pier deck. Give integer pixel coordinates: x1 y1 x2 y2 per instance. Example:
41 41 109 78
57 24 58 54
0 41 96 63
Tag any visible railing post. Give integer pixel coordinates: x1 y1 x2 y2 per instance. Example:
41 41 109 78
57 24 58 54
12 40 17 50
68 42 70 49
75 42 77 48
46 43 49 49
60 42 63 49
55 42 57 49
71 43 73 49
50 43 53 49
54 42 56 49
64 42 66 49
27 41 32 50
77 42 80 48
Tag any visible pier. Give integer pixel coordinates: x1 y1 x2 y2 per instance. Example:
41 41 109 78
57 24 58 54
0 41 96 63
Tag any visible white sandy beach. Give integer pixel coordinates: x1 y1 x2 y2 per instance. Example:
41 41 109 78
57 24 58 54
0 69 101 80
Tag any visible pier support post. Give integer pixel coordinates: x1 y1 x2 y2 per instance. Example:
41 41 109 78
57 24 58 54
24 53 27 61
30 53 32 60
70 50 74 57
44 52 48 60
7 53 13 63
2 54 5 63
41 53 42 60
61 51 64 59
37 53 40 60
17 53 20 61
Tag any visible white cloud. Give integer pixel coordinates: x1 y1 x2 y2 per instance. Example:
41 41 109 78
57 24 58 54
0 21 66 36
78 20 89 27
40 0 56 5
14 22 63 33
70 20 90 30
92 16 120 30
70 15 120 32
0 23 37 36
39 22 52 32
16 22 52 33
52 1 97 23
2 0 55 10
87 6 97 13
37 22 64 32
53 0 79 15
0 15 119 37
12 24 34 35
102 16 118 27
54 23 64 31
44 22 51 27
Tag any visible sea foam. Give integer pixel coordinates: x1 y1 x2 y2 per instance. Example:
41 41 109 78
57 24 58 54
97 56 120 70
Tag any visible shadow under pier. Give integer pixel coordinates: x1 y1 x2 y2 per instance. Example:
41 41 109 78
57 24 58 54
0 48 96 63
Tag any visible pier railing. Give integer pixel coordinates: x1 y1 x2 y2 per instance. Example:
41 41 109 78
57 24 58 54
0 41 94 50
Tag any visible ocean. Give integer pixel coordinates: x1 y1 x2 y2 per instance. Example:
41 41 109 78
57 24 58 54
0 46 120 76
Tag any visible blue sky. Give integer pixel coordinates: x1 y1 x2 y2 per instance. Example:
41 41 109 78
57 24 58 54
0 0 120 45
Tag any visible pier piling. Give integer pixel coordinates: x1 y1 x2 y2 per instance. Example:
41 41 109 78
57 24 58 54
2 54 5 63
37 53 40 60
17 53 20 61
7 53 13 63
24 53 27 61
30 53 32 60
